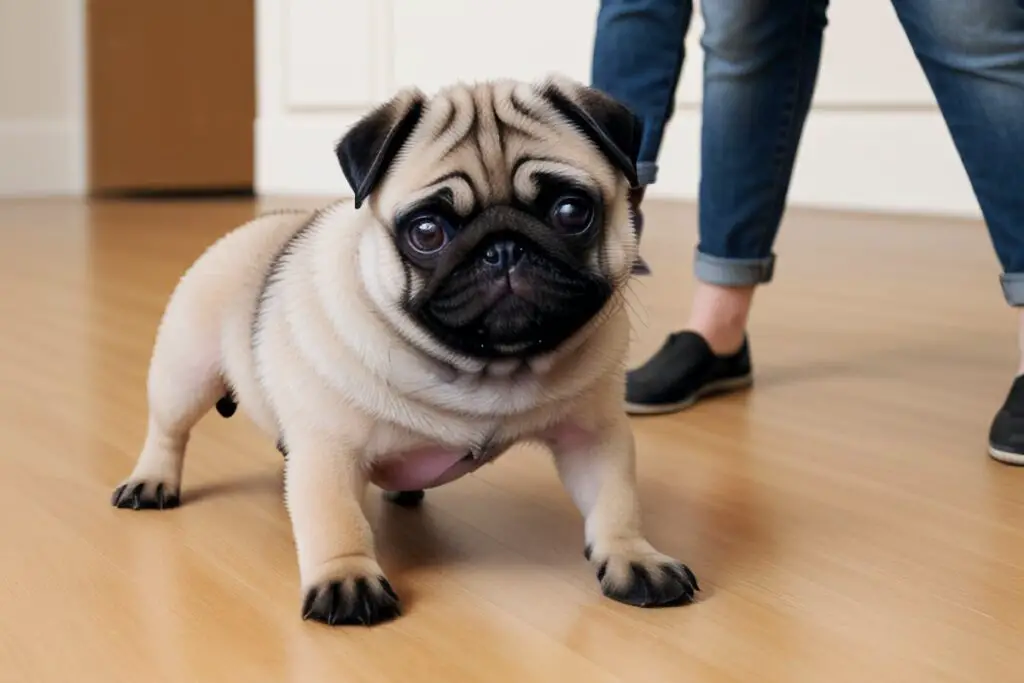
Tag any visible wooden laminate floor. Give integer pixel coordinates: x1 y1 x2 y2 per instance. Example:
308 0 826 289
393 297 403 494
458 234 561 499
1 197 1023 683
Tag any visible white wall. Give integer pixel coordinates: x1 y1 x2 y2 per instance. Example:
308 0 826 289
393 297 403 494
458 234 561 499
256 0 981 218
0 0 981 215
0 0 86 197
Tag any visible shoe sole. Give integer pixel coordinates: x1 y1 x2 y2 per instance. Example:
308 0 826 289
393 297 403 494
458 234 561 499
987 445 1024 466
625 374 753 416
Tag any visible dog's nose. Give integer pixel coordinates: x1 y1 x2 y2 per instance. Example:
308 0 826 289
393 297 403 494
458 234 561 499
482 240 525 271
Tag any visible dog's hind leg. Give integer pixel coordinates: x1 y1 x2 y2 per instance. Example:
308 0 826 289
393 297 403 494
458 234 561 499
382 490 425 507
112 292 227 510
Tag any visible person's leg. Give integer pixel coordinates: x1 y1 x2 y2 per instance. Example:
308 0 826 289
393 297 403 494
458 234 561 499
591 0 693 275
626 0 830 415
888 0 1024 463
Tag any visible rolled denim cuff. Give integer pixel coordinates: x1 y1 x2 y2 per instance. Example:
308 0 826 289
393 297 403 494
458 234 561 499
694 249 776 287
1000 273 1024 306
636 161 658 187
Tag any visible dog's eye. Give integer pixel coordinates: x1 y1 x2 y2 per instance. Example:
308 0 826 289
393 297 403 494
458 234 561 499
407 216 450 254
548 195 594 234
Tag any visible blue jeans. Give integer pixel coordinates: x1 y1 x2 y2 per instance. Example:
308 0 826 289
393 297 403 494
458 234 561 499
592 0 1024 303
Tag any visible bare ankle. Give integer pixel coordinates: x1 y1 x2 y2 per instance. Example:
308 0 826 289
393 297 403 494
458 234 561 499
685 283 755 355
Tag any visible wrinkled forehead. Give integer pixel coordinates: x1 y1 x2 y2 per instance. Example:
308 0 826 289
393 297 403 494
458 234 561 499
374 81 620 221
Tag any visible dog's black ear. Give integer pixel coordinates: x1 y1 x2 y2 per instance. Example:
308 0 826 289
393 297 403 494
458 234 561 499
335 88 427 208
541 77 642 188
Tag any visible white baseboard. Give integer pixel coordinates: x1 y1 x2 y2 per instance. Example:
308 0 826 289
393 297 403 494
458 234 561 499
255 109 982 219
0 120 86 197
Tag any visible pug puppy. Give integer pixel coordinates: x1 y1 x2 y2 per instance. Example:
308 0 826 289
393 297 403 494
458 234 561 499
110 75 698 626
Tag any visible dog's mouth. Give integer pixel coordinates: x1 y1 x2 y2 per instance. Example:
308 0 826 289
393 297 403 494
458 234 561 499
412 252 612 360
423 280 606 358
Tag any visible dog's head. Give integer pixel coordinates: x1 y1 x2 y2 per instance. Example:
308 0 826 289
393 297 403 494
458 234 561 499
336 75 641 363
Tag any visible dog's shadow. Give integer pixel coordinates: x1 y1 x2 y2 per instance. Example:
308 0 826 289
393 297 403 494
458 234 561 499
369 484 584 573
367 461 774 609
182 471 282 505
173 457 773 617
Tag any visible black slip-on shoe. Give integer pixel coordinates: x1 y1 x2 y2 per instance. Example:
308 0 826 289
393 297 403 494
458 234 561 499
625 331 753 415
988 374 1024 465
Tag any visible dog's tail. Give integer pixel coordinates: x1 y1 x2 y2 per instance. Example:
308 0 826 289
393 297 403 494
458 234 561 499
215 390 237 418
214 388 287 458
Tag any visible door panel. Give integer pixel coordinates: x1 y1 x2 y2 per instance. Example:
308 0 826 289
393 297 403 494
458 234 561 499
87 0 255 194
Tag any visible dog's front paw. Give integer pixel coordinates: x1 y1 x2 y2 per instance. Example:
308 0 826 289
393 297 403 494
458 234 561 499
585 541 698 608
111 479 180 510
301 557 401 627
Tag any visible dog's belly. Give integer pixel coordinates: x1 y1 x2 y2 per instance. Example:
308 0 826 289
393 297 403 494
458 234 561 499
369 447 484 492
368 422 593 492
